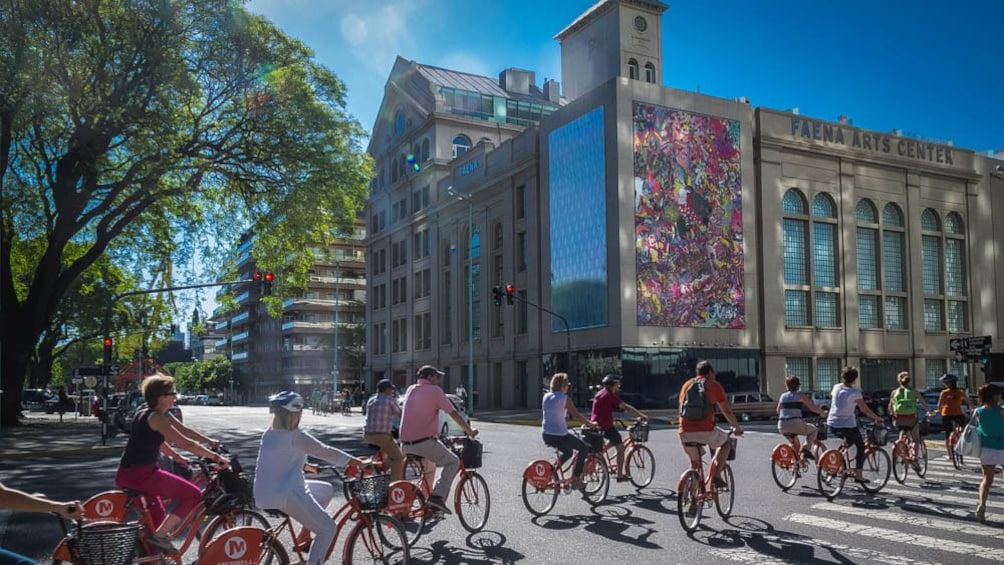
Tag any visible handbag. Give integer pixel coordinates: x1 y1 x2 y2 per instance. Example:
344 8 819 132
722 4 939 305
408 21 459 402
955 410 982 458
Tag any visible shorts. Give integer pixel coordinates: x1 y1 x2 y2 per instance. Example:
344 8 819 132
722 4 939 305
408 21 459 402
679 428 729 449
943 415 966 435
893 415 917 430
601 426 623 447
979 447 1004 467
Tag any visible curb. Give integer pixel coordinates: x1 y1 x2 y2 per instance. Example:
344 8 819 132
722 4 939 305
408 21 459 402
0 445 122 459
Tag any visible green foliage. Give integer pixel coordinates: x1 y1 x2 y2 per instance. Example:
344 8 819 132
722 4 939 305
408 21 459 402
166 357 233 393
0 0 371 425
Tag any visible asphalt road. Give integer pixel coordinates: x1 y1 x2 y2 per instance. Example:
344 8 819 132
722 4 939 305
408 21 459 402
2 406 1002 564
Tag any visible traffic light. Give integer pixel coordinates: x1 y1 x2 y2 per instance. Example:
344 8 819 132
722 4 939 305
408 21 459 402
492 286 503 306
263 272 275 296
170 323 178 334
103 337 113 365
981 354 992 378
505 283 515 305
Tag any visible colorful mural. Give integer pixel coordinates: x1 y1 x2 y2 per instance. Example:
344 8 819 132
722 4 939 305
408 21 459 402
633 102 745 328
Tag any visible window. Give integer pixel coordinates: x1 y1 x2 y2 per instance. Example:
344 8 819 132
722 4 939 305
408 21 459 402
856 199 880 327
413 313 431 350
421 138 430 162
925 359 946 389
452 134 472 158
644 62 656 83
493 222 503 251
412 229 430 259
517 290 528 334
442 271 452 344
921 207 950 332
394 109 405 135
944 212 967 332
816 358 841 390
627 58 639 80
786 358 810 382
391 318 408 353
517 231 527 272
882 203 907 330
782 189 840 328
516 185 526 219
412 186 430 214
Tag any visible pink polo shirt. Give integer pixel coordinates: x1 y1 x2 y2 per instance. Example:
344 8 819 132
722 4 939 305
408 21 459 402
399 378 455 442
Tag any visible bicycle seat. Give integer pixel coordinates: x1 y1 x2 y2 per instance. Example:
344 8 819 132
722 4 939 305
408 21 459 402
682 441 707 447
783 433 799 440
263 508 288 518
122 488 147 498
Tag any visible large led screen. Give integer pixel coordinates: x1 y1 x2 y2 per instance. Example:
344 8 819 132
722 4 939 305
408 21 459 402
549 106 607 331
634 102 745 328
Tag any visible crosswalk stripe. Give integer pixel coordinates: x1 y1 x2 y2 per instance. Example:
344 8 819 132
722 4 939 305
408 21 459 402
882 486 1004 510
708 537 938 565
784 513 1004 561
811 501 1004 538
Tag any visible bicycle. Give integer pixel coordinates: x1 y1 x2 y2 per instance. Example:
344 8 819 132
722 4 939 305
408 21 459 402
816 422 891 499
891 417 929 483
398 436 490 545
596 419 656 489
241 465 410 564
677 430 738 533
769 417 828 491
520 427 611 516
946 417 966 470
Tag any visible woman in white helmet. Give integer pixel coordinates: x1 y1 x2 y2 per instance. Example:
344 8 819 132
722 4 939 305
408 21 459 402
253 391 366 565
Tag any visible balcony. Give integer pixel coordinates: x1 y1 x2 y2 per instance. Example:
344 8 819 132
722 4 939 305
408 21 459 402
214 320 228 332
231 351 248 361
236 251 252 266
215 338 227 347
282 321 335 332
237 239 254 255
231 312 249 324
283 344 330 352
234 291 250 304
231 331 249 343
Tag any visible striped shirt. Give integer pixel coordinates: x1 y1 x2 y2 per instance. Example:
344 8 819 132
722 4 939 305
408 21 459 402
364 393 401 434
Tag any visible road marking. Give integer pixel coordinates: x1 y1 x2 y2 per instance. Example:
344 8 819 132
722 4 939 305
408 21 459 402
811 501 1004 538
881 486 1004 510
784 513 1004 561
709 541 939 565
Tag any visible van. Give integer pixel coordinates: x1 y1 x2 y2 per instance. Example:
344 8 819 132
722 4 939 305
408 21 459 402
723 392 776 422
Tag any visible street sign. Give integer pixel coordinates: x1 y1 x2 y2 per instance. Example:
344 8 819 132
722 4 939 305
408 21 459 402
949 338 965 352
84 376 97 388
966 335 992 355
71 376 83 384
110 363 120 376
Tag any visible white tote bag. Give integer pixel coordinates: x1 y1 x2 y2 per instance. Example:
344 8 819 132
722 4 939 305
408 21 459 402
955 411 982 458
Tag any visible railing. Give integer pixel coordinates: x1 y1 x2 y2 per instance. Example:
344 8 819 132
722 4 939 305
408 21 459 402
231 351 248 361
234 291 250 304
231 331 249 343
230 312 249 324
282 321 335 331
236 239 254 254
283 344 330 352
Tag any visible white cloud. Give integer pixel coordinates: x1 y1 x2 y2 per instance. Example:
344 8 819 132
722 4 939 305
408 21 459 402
437 51 493 77
340 14 367 46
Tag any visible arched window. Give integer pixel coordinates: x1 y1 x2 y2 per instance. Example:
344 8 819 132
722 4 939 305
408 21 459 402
452 134 471 158
855 199 877 223
855 199 879 328
782 189 840 329
393 108 405 135
945 212 964 234
944 212 967 333
920 208 943 332
421 138 430 162
881 203 903 227
627 58 639 80
644 62 656 84
920 208 940 231
493 222 503 251
391 161 398 183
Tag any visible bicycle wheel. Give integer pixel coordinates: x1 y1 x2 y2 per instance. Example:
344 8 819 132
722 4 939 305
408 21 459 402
258 536 290 565
949 433 963 469
915 440 929 478
816 449 845 499
860 447 891 494
520 468 558 516
714 464 735 518
770 444 799 491
626 445 655 489
676 469 702 533
891 440 910 484
200 508 271 548
395 487 428 548
344 513 410 564
454 472 490 532
581 455 609 506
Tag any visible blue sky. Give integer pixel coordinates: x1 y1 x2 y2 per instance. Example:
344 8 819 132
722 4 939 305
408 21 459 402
246 0 1003 153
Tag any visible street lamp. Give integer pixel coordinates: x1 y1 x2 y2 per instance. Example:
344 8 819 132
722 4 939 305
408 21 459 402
448 186 475 415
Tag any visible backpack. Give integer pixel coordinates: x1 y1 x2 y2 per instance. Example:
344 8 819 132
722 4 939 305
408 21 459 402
681 378 710 421
891 387 916 414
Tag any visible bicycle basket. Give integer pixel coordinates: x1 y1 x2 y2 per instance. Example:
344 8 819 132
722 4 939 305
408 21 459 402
581 428 604 453
869 425 889 447
726 437 738 461
74 521 140 565
457 437 483 469
629 422 650 443
346 472 391 511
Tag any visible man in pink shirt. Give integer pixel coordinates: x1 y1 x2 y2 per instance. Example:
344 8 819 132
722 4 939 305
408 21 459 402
400 365 478 514
591 374 648 482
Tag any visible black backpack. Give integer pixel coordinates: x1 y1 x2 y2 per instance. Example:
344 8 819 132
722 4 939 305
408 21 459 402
680 378 710 421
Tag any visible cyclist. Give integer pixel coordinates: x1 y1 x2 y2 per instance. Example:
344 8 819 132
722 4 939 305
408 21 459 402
826 366 884 482
776 375 827 460
0 480 82 564
888 371 932 451
399 365 478 514
541 372 597 490
253 391 368 565
936 373 974 456
590 374 648 482
973 383 1003 522
363 379 404 481
115 374 228 552
678 361 743 486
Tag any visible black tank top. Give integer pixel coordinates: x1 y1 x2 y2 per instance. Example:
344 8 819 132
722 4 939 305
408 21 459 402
119 408 164 468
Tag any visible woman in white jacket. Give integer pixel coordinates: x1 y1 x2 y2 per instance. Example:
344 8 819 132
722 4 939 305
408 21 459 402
253 391 366 565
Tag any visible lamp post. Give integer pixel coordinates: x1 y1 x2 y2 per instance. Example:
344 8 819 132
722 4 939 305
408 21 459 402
448 187 475 415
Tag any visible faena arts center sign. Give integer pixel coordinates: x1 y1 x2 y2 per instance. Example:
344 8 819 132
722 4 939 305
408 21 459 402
790 117 955 165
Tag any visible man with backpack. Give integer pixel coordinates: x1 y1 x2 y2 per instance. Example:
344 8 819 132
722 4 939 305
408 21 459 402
678 360 744 485
590 374 648 482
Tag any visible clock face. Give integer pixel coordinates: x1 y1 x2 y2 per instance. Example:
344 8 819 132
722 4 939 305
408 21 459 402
634 16 647 32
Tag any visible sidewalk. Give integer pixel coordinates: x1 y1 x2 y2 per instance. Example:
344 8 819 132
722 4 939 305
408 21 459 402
0 412 124 459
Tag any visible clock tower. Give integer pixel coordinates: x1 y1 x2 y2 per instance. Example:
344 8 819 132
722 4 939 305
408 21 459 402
554 0 668 101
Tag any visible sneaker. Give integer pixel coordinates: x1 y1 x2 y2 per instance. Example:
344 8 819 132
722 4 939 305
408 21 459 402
570 477 586 491
146 533 176 553
616 475 631 483
713 476 728 489
425 496 452 515
976 503 986 523
801 448 814 462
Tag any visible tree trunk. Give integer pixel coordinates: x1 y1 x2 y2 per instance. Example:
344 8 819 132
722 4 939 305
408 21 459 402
1 313 36 427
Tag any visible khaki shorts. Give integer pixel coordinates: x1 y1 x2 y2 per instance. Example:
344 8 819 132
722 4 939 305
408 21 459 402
679 428 729 449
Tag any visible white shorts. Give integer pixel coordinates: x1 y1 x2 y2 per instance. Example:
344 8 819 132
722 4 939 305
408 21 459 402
979 447 1004 467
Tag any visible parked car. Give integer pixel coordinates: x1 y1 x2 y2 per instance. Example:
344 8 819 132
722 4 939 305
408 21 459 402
117 390 183 433
394 393 470 437
193 394 209 405
21 389 50 412
205 394 224 406
618 392 662 409
723 392 776 422
806 390 831 411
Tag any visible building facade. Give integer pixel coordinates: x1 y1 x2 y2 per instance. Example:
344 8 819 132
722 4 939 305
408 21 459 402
364 0 1004 408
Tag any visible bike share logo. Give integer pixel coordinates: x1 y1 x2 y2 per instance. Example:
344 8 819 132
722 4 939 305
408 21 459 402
225 536 247 559
390 485 407 505
534 463 546 477
95 499 114 517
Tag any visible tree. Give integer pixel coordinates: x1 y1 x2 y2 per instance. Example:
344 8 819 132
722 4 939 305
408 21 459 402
0 0 370 426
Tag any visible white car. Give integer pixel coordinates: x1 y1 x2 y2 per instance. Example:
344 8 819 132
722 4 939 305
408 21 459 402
394 393 470 437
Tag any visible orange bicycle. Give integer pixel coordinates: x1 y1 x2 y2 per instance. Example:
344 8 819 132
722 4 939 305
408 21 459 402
817 422 891 499
677 430 737 533
946 418 966 469
596 419 656 489
891 419 929 483
521 427 611 516
770 417 827 491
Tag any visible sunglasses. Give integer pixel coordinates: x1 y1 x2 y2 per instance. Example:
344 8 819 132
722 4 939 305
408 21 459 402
164 391 178 397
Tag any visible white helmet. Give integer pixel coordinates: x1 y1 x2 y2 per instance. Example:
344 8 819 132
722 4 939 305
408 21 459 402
268 391 304 412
